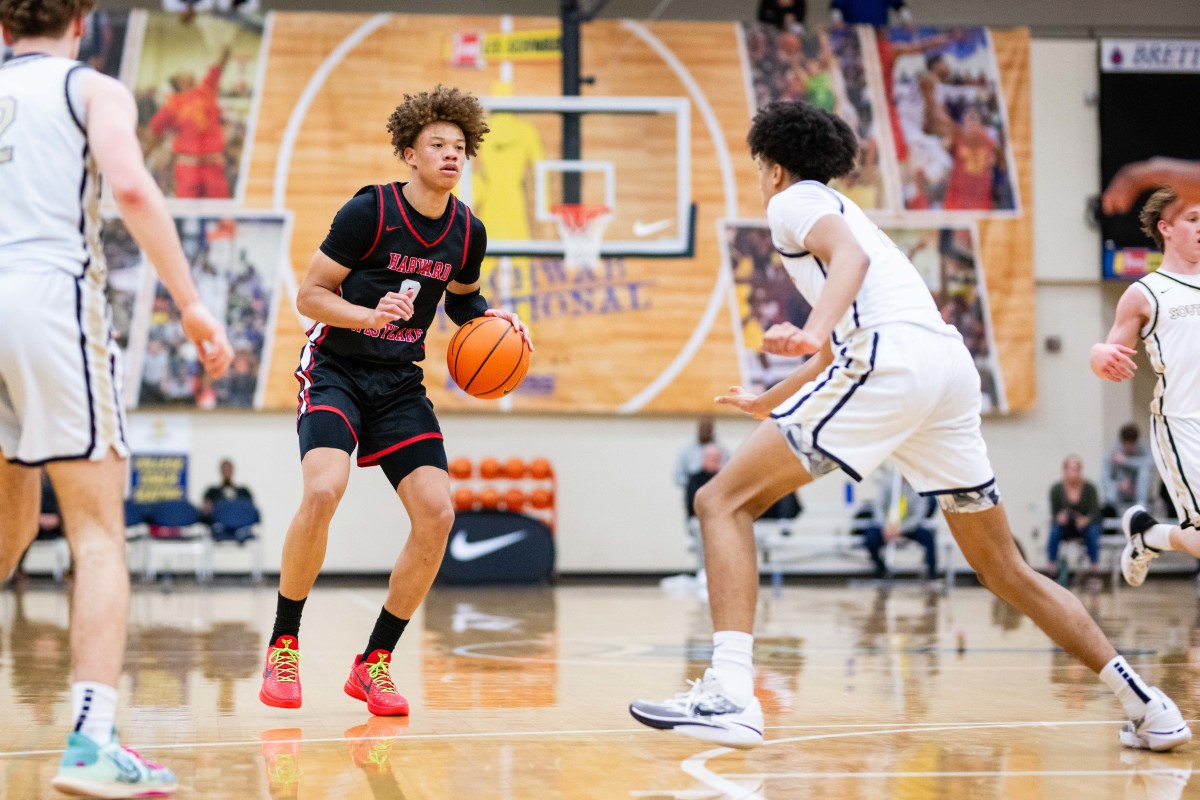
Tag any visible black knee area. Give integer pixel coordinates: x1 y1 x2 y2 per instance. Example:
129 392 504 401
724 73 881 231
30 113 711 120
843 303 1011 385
299 411 356 458
378 438 448 489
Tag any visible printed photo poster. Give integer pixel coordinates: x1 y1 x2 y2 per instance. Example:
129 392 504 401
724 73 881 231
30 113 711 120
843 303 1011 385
108 212 289 411
741 24 889 210
127 10 267 202
874 26 1020 215
719 218 1006 413
1 9 131 75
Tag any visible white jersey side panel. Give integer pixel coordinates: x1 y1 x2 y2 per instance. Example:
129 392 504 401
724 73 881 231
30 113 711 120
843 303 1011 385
0 54 103 279
1138 270 1200 419
766 181 954 344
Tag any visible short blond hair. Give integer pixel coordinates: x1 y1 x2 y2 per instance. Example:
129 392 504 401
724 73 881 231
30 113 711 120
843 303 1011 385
1139 186 1178 251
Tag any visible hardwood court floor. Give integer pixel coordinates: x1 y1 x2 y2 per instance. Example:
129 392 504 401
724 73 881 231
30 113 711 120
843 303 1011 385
1 578 1198 799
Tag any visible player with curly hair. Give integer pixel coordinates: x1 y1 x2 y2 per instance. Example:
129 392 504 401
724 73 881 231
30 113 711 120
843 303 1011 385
258 85 530 716
0 0 232 796
629 101 1190 753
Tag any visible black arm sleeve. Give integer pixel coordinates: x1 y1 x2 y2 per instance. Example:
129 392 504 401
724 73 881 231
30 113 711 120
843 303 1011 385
445 289 489 326
318 188 380 268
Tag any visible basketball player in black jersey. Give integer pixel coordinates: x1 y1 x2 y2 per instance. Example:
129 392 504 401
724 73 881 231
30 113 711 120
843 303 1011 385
259 86 530 715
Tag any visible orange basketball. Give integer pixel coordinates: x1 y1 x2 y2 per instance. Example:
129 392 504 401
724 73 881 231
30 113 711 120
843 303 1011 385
529 457 552 480
530 488 554 510
504 488 526 513
446 316 530 400
448 457 472 479
479 457 501 480
479 488 500 510
453 488 476 512
503 457 526 480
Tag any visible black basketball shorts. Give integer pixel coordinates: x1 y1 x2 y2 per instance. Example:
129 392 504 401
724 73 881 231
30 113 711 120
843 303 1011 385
295 353 447 486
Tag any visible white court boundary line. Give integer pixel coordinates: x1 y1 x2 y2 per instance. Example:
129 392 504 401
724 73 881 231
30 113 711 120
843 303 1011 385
681 719 1195 800
0 717 1169 760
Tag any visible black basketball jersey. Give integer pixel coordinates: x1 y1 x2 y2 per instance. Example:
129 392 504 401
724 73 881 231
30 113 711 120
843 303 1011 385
312 182 487 364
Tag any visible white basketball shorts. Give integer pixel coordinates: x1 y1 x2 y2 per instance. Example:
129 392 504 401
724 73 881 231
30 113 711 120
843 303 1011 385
771 324 996 502
1148 414 1200 528
0 267 129 464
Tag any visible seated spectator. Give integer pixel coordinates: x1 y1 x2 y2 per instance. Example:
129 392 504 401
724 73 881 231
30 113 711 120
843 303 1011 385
758 0 806 33
1100 422 1153 518
674 415 729 491
202 458 257 543
1047 455 1103 580
861 464 938 581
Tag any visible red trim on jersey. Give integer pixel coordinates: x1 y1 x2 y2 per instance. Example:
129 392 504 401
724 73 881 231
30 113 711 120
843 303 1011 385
461 205 471 272
357 432 444 466
360 184 385 261
306 405 359 446
391 183 457 248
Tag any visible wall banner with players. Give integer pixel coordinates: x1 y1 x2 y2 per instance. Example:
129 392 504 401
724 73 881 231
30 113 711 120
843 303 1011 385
48 11 1032 415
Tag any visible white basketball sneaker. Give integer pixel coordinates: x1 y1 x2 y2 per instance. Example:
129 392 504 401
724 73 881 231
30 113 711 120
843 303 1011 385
1121 505 1163 588
1120 687 1192 752
629 669 764 749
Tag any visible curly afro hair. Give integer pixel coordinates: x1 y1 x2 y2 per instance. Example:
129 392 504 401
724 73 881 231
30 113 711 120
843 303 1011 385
386 85 489 160
747 101 858 185
0 0 93 40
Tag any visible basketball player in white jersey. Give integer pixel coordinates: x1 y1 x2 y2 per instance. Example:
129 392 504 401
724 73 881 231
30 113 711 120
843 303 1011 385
0 2 232 796
629 101 1190 753
1092 187 1200 586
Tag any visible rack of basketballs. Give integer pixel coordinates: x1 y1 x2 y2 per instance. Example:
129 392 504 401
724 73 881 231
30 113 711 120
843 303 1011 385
448 456 556 533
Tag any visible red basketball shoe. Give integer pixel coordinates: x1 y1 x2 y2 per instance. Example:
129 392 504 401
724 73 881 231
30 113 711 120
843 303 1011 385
345 716 409 773
260 727 302 800
260 635 302 709
344 650 409 716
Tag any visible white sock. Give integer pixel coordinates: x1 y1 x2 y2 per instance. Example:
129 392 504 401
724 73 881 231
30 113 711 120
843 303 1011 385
1099 656 1153 720
70 682 117 746
711 631 755 707
1143 524 1175 552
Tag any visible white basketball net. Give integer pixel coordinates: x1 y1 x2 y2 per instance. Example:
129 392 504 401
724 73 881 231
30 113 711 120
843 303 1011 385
552 204 611 271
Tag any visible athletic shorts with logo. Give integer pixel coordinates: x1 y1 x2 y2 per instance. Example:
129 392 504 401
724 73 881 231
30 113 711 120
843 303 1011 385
295 348 444 471
771 323 996 500
0 268 128 464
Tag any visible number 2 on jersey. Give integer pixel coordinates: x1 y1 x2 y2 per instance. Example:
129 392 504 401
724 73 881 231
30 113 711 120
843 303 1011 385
0 97 16 164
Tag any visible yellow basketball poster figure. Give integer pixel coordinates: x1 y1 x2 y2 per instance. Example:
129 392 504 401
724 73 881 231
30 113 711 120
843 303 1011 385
469 83 544 309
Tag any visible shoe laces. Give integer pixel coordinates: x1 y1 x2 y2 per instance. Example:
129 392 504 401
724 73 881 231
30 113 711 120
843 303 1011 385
365 654 397 694
120 746 163 771
269 642 302 682
664 671 725 712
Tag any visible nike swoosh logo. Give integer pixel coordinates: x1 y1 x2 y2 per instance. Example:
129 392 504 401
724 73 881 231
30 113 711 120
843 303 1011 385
112 751 143 783
385 224 404 232
449 529 527 561
632 217 674 237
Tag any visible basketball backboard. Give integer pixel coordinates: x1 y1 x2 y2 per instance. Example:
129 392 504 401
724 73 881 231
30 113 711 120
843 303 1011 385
457 95 695 259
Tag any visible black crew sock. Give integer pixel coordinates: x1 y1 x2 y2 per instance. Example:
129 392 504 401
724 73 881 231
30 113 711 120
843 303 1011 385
270 592 307 646
362 607 409 662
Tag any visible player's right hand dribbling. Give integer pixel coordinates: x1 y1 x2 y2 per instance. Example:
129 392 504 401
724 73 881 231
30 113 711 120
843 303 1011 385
365 290 415 328
181 302 234 379
1090 342 1137 382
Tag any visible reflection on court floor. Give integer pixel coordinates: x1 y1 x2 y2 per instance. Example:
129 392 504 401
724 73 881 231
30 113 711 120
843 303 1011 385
0 580 1195 798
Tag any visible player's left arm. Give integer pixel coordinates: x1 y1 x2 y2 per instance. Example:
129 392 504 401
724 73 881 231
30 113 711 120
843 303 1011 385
764 215 869 358
1090 285 1150 382
445 218 533 350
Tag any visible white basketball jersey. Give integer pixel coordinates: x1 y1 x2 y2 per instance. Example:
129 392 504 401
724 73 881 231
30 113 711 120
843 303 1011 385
767 180 954 344
1137 269 1200 419
0 54 103 279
